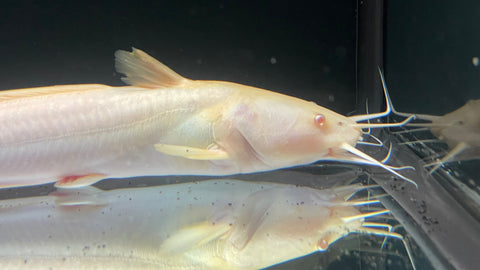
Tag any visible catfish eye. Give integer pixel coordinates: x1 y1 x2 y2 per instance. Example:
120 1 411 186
317 238 328 250
314 114 325 127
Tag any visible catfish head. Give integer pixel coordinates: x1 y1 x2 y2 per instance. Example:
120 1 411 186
217 83 363 171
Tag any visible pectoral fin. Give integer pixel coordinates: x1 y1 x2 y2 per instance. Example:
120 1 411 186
159 221 231 255
229 196 274 251
154 144 229 160
54 174 107 188
50 186 108 207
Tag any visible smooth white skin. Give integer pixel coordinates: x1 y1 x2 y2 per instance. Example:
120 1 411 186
0 180 366 270
0 84 236 186
0 79 361 187
394 99 480 172
430 99 480 148
212 81 362 171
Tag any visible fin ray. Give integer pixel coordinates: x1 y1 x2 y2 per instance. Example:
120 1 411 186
115 48 189 88
50 186 107 207
54 174 107 188
159 221 231 255
154 143 230 160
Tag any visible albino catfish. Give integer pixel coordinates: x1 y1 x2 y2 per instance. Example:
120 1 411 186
0 179 405 270
384 73 480 173
0 48 413 188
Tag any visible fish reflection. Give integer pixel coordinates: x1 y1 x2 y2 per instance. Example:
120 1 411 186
0 179 401 269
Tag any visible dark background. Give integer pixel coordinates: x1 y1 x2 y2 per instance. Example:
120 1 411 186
0 2 478 269
0 0 357 114
385 0 480 115
1 0 479 124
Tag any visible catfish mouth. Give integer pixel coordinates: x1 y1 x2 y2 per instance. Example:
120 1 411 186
322 145 357 162
322 142 418 188
326 68 418 187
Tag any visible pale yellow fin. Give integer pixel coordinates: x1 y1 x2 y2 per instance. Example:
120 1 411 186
115 48 189 88
426 141 469 173
154 143 230 160
229 196 274 251
54 174 107 188
0 84 111 102
51 186 107 207
159 221 231 255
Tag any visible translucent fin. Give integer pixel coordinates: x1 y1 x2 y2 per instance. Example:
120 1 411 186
426 141 469 173
229 198 275 251
50 186 107 207
115 48 189 88
159 221 231 255
54 174 107 188
154 143 230 160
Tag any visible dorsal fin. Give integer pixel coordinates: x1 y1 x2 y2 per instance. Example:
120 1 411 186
115 48 189 89
0 84 112 102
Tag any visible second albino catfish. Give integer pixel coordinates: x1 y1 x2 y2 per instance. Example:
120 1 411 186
0 48 413 188
0 179 404 270
393 99 480 173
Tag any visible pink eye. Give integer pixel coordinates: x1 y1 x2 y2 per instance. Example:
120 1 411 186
314 114 325 127
318 238 328 250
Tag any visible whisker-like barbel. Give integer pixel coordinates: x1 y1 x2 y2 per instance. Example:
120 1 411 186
348 67 395 123
340 143 418 187
353 115 415 128
0 49 415 188
384 70 480 173
0 179 414 270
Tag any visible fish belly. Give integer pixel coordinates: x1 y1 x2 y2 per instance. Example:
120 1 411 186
0 85 234 186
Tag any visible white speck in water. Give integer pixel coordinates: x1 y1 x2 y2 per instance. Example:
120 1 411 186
197 58 203 65
328 94 335 103
270 57 277 64
322 65 331 74
468 178 476 187
472 57 479 67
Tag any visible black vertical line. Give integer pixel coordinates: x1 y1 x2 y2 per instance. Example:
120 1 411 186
356 0 384 116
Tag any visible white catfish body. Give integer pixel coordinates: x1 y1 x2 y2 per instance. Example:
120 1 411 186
391 97 480 173
0 83 237 186
0 180 371 270
0 48 361 188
